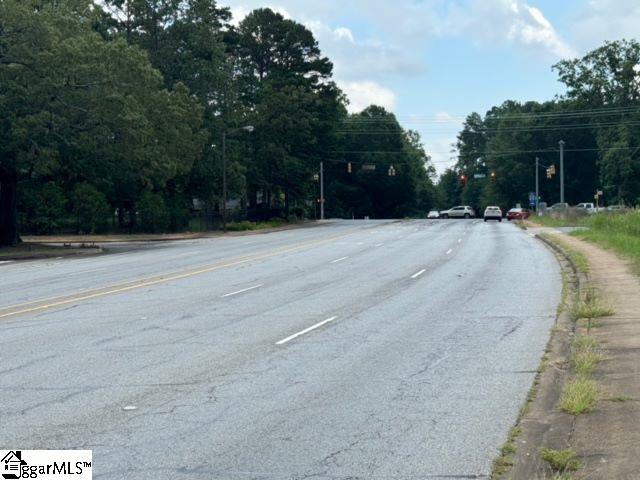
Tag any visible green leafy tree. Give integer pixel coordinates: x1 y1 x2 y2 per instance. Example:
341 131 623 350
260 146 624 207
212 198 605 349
0 0 203 245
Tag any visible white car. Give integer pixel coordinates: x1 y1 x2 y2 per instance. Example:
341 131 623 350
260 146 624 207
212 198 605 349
440 206 476 219
483 206 502 222
427 210 440 219
576 202 597 214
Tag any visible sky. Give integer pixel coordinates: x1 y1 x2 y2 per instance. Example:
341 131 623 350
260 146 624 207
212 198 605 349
220 0 640 173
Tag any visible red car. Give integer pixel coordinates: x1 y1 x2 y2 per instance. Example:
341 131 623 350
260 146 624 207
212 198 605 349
507 208 530 221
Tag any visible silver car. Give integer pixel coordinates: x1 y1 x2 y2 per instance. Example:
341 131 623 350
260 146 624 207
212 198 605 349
440 206 476 219
483 206 502 222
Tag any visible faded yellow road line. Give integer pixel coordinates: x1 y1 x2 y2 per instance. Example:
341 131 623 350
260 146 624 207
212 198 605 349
0 227 376 320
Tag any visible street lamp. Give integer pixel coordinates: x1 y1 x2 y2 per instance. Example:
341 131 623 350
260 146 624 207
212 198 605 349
222 125 254 232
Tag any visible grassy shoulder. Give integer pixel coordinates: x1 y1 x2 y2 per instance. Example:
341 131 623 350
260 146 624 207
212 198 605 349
572 213 640 273
0 242 101 260
226 218 291 231
532 210 640 274
538 233 590 273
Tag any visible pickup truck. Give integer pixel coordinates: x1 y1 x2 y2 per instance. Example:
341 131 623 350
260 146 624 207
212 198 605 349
576 203 598 214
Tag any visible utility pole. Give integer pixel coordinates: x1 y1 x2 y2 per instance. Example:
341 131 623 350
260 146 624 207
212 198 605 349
320 161 325 220
535 157 539 212
222 131 227 232
559 140 565 204
220 125 253 233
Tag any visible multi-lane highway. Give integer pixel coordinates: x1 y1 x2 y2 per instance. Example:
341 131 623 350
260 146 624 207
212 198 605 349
0 220 560 479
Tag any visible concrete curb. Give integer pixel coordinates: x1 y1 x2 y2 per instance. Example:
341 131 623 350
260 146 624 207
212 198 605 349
499 233 587 479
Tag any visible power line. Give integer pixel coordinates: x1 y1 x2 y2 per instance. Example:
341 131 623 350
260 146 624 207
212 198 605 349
342 105 640 124
335 119 640 135
325 145 640 163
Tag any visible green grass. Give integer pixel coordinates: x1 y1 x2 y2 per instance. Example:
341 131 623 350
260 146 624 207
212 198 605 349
491 426 521 479
570 335 605 377
226 219 290 231
570 292 615 332
560 377 599 415
572 210 640 274
539 448 582 472
609 394 633 402
539 233 590 273
531 214 587 228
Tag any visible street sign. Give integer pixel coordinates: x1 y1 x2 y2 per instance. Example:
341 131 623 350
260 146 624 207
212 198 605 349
529 192 537 207
362 164 376 171
597 190 603 196
473 173 486 179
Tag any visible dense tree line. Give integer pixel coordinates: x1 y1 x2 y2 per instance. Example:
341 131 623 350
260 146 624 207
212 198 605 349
439 39 640 213
0 0 437 246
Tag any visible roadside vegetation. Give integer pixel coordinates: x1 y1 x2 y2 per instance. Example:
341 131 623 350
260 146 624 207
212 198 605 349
538 233 590 273
539 448 582 474
0 0 439 246
572 210 640 274
226 219 291 232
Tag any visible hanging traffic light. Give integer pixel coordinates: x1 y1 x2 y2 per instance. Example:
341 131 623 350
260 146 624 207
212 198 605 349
459 174 467 185
546 168 552 179
347 162 352 173
549 164 556 176
388 165 396 177
490 171 496 183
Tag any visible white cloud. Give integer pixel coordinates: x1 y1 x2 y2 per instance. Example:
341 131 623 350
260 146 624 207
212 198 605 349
341 81 397 113
303 20 426 81
229 4 291 26
572 0 640 52
445 0 576 59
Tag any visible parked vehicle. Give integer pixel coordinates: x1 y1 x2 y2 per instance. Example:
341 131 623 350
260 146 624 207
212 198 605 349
483 206 502 222
576 202 597 214
440 206 476 219
506 208 530 221
549 202 569 212
427 210 440 219
607 205 628 213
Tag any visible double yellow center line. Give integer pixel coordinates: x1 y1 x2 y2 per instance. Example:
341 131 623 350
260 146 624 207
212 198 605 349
0 227 375 320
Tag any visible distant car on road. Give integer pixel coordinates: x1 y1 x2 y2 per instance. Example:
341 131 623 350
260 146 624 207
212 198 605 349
427 210 440 219
483 206 503 222
607 205 628 213
440 206 476 219
549 202 569 212
576 202 597 214
506 208 530 221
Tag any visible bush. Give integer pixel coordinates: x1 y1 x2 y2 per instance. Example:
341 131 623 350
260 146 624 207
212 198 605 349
137 192 169 233
23 182 67 234
73 183 110 234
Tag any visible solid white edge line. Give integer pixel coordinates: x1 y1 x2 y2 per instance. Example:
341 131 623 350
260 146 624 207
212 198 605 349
331 256 349 264
276 316 338 345
446 249 453 255
375 243 385 247
411 269 426 279
222 284 264 298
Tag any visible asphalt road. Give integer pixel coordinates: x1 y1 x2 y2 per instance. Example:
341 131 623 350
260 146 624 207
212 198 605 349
0 220 560 479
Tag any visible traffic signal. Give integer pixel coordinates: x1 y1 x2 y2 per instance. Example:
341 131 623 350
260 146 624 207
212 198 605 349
388 165 396 177
490 171 496 183
546 164 556 179
347 162 352 173
459 174 467 185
